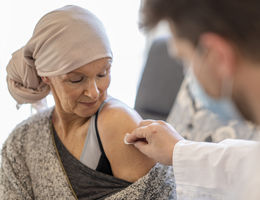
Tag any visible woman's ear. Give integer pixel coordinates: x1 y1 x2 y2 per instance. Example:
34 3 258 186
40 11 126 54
199 33 238 79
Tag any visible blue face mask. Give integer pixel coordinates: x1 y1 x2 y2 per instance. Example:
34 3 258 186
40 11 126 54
188 70 243 121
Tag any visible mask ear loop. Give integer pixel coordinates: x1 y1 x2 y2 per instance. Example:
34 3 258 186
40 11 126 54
187 42 210 82
184 43 211 130
220 70 243 121
185 43 209 113
196 42 210 73
221 75 233 99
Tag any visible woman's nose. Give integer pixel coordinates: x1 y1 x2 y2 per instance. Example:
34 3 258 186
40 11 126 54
84 80 99 99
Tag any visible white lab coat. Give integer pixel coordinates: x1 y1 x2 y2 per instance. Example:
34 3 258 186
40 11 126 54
172 139 260 200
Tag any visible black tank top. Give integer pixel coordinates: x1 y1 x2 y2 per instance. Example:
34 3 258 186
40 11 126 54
53 103 131 199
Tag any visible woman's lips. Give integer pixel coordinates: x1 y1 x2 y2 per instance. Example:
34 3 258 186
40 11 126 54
79 101 97 107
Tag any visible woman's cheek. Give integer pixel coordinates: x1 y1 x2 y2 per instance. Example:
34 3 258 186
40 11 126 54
100 77 111 92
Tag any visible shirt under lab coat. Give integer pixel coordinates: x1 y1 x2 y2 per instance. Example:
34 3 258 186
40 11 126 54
173 139 260 200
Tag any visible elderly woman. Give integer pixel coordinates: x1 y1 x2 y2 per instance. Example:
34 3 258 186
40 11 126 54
0 5 175 200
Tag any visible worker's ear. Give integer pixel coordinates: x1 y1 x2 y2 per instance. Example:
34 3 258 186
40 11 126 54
198 33 238 79
41 76 51 84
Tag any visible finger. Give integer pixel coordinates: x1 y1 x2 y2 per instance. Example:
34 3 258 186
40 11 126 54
124 125 149 143
124 131 144 144
133 140 150 156
156 120 167 125
138 119 155 127
124 133 135 144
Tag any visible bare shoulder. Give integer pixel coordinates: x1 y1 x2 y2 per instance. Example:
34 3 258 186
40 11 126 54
98 98 142 132
97 98 155 182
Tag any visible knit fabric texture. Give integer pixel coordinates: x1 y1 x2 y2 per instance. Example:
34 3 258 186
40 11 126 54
0 108 176 200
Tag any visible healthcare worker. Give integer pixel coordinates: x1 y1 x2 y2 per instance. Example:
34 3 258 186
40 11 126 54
125 0 260 199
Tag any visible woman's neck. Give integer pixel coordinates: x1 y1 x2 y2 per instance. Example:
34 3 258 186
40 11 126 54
52 107 90 139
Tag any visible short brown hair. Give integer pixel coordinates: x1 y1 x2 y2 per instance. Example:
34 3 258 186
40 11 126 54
140 0 260 61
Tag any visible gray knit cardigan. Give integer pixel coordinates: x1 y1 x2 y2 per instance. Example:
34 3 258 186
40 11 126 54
0 108 176 199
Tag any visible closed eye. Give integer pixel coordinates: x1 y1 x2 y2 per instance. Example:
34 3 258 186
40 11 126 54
97 73 106 78
97 70 109 78
97 67 110 78
69 77 84 83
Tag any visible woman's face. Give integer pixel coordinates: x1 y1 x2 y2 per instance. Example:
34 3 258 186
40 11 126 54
48 58 111 118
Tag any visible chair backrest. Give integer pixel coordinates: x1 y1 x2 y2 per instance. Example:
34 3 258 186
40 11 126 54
134 37 184 120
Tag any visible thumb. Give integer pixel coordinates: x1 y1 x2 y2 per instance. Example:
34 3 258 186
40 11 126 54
124 128 147 144
123 133 151 158
124 133 136 144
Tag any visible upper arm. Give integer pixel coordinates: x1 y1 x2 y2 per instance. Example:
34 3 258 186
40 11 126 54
0 144 33 200
97 100 156 182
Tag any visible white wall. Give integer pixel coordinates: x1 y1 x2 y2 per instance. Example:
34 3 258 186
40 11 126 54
0 0 146 148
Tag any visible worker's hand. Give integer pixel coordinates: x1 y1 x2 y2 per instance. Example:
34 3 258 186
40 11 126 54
124 120 184 165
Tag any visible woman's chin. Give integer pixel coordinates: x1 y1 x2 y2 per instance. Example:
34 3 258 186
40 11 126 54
75 104 99 118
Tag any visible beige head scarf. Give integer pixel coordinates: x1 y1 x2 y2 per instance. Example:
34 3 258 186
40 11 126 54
6 5 112 105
